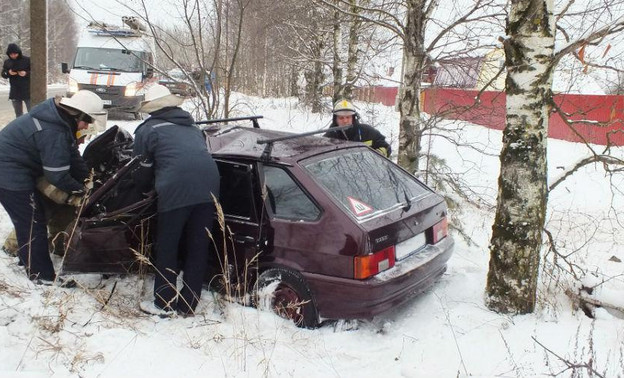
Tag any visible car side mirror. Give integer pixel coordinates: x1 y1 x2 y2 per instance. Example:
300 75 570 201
61 62 70 74
145 67 154 78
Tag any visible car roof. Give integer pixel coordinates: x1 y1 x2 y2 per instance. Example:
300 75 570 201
204 124 361 164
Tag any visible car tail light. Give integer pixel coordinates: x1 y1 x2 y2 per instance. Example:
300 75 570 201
354 246 396 279
432 218 448 244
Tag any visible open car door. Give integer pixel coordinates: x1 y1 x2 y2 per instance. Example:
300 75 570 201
207 160 271 292
61 129 157 274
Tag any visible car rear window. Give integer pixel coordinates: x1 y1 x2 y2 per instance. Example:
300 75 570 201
264 166 321 221
304 149 430 219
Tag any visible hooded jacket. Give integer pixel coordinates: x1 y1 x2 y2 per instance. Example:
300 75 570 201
324 114 392 157
1 44 30 101
133 107 220 212
0 98 89 193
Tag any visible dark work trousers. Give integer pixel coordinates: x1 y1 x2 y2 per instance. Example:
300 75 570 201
11 99 31 118
0 187 55 280
153 202 215 314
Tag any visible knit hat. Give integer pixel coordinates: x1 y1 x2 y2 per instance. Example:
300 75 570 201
6 43 21 56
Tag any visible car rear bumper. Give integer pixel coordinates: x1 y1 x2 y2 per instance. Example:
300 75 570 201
303 236 454 320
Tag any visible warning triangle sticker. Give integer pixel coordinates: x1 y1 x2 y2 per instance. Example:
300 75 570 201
347 196 373 216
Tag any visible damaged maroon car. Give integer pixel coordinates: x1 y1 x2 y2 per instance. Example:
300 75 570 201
62 116 454 328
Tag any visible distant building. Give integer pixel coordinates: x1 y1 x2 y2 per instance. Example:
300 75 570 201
433 49 505 91
476 48 506 91
433 57 481 88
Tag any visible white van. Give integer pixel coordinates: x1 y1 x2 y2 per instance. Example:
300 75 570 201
62 17 155 116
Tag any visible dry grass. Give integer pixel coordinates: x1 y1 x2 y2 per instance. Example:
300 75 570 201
0 276 25 298
1 189 296 376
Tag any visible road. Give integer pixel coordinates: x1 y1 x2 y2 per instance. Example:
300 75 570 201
0 85 67 127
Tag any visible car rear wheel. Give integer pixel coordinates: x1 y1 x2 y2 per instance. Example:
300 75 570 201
255 268 319 328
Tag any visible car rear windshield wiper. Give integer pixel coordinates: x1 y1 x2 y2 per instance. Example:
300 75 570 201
403 189 412 212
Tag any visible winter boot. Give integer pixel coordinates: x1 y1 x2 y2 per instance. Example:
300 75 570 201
2 229 18 256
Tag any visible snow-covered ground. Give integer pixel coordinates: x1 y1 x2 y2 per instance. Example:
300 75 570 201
1 93 623 377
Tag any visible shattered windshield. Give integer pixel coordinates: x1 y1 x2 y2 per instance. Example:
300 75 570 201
304 149 431 219
73 47 144 72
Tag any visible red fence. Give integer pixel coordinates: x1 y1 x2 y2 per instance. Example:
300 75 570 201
354 86 399 107
422 88 624 145
358 86 624 146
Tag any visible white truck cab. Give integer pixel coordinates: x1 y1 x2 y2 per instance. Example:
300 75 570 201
62 17 155 116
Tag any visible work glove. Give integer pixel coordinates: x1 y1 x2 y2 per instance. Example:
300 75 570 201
36 177 69 204
66 194 85 207
375 147 389 157
84 176 94 191
67 177 94 207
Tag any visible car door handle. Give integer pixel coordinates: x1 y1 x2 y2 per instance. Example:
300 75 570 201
233 235 255 244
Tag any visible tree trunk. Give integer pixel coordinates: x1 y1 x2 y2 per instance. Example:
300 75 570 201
210 0 224 119
485 0 555 314
306 11 325 114
397 0 429 173
290 66 298 97
223 0 231 118
331 4 343 103
342 0 360 101
224 0 246 118
311 34 325 113
262 33 268 97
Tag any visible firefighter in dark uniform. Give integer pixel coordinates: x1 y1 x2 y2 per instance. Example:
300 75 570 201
324 99 391 157
133 84 220 317
0 90 105 284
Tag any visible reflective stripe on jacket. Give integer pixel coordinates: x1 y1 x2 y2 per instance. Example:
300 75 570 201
324 122 392 157
0 98 87 192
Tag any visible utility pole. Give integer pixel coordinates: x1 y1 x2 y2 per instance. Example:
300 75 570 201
30 0 47 105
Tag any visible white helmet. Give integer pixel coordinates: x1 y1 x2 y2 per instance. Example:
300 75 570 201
333 99 356 116
59 90 106 120
138 84 184 113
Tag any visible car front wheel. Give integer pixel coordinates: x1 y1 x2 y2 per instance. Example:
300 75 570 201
255 268 319 328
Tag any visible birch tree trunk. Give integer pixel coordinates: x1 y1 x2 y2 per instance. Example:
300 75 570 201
343 0 360 101
397 0 433 173
332 4 344 103
485 0 555 314
306 10 325 113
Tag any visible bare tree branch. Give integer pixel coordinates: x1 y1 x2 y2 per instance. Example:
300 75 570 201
532 336 607 378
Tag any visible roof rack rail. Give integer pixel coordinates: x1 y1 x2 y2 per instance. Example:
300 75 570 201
197 115 263 129
257 125 352 162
